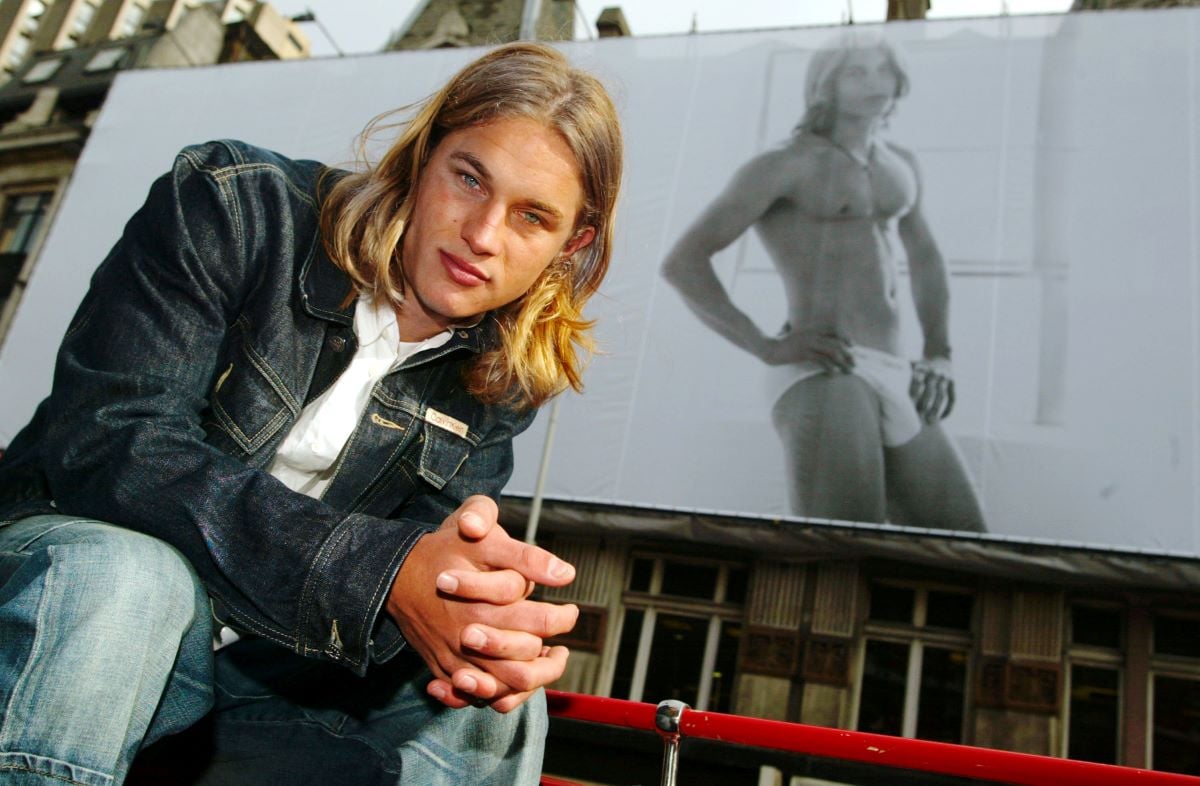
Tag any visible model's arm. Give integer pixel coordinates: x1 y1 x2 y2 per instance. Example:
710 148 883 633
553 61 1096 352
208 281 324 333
897 149 955 421
662 151 852 372
380 413 580 712
39 144 573 700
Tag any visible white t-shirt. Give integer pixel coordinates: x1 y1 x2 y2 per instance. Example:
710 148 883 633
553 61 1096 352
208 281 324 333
266 294 452 499
214 295 451 650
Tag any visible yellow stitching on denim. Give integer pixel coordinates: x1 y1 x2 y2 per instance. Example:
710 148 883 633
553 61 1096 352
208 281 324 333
371 413 405 431
215 363 233 392
329 619 343 653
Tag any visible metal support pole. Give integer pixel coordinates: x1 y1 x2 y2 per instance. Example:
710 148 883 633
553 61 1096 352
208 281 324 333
519 0 543 40
524 395 560 544
655 699 688 786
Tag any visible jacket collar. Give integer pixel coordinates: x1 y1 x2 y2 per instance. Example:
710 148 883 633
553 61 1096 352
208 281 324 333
298 240 356 327
298 237 498 355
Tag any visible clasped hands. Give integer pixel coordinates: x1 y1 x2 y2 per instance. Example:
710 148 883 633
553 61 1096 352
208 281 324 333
386 495 577 713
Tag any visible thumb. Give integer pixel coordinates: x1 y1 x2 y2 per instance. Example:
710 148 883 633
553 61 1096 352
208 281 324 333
445 495 499 540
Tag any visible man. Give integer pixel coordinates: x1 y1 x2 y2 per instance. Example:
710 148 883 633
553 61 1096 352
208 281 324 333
662 34 984 531
0 42 623 785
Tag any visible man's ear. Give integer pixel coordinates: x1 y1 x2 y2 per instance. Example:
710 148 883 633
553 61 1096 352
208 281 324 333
562 226 596 258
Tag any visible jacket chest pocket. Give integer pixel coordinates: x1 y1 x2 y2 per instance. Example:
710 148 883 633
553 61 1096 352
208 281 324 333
409 417 473 489
347 406 476 517
207 322 299 455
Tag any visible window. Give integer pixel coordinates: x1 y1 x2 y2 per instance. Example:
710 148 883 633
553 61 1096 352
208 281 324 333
1153 675 1200 775
856 582 974 743
119 3 146 37
1154 613 1200 659
84 47 126 73
22 1 46 35
609 555 746 712
71 1 96 38
0 191 51 255
1069 665 1120 764
7 34 29 70
0 190 53 307
22 56 63 83
1064 604 1123 764
1151 611 1200 775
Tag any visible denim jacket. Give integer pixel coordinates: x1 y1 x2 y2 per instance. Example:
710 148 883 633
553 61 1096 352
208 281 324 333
0 140 535 673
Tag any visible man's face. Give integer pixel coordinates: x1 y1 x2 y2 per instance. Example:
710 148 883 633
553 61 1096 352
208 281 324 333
397 116 595 341
833 47 898 120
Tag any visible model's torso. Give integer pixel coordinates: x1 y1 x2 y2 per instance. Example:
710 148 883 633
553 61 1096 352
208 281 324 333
755 134 917 355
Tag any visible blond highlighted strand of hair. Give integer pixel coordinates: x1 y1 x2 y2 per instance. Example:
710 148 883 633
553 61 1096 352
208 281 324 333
319 42 623 411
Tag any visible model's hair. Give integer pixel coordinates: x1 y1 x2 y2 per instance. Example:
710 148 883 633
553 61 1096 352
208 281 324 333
320 42 623 410
795 33 910 137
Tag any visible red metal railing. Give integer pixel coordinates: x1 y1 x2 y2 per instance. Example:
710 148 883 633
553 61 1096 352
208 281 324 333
542 690 1200 786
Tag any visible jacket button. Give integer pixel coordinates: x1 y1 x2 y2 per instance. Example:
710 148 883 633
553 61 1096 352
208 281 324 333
328 336 346 352
457 330 468 339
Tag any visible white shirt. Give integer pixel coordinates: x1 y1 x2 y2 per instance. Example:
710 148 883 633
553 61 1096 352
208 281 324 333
266 294 452 500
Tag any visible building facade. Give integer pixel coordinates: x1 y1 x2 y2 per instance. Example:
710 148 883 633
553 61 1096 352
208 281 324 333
0 0 307 348
513 499 1200 783
386 0 576 50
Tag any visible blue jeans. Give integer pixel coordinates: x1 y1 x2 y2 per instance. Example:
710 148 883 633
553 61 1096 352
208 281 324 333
0 516 546 786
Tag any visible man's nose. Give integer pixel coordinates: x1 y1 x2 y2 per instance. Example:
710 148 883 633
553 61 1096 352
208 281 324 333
462 202 503 256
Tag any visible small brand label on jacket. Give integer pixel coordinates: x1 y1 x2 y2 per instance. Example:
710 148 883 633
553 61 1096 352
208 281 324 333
424 407 468 438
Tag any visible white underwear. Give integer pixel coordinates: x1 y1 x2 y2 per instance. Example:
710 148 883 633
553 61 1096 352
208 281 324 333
765 346 922 447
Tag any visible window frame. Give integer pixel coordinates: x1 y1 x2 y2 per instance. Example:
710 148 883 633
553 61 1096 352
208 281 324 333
606 553 747 712
1147 609 1200 774
853 580 976 743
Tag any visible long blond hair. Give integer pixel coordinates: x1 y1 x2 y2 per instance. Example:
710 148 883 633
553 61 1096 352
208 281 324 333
796 33 910 137
320 42 623 410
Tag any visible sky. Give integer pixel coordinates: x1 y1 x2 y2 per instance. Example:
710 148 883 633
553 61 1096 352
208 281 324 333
268 0 1075 58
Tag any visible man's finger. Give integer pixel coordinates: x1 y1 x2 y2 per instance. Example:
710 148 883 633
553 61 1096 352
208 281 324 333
436 568 531 604
445 495 500 539
910 370 926 402
427 678 473 709
476 534 575 587
470 600 579 640
815 344 853 374
454 645 570 697
490 689 540 714
942 379 956 419
461 624 546 661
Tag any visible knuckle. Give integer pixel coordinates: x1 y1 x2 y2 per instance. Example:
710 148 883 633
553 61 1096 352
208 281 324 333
508 669 538 693
539 606 557 636
506 571 529 600
518 543 544 573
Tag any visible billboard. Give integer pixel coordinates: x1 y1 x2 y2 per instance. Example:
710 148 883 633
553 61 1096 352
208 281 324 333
1 11 1198 556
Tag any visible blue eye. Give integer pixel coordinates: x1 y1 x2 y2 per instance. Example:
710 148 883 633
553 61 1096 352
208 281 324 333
520 211 542 226
460 172 481 189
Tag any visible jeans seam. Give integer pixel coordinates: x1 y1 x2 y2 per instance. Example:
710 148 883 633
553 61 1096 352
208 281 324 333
0 543 56 746
217 716 402 775
0 765 91 786
12 519 84 553
0 755 113 786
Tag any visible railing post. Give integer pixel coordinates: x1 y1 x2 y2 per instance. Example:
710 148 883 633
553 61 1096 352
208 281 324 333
654 699 688 786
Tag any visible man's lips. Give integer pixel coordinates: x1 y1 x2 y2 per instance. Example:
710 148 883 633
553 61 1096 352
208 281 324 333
440 251 488 286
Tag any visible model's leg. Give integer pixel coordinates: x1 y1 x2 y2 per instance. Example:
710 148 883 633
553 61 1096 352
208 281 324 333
772 373 887 522
884 424 987 532
362 661 547 786
166 637 545 786
0 515 214 786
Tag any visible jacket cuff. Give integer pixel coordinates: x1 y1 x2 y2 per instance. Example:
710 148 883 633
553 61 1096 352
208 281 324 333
297 512 431 673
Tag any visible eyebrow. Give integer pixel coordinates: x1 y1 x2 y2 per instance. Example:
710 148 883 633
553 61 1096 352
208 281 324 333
449 151 566 222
